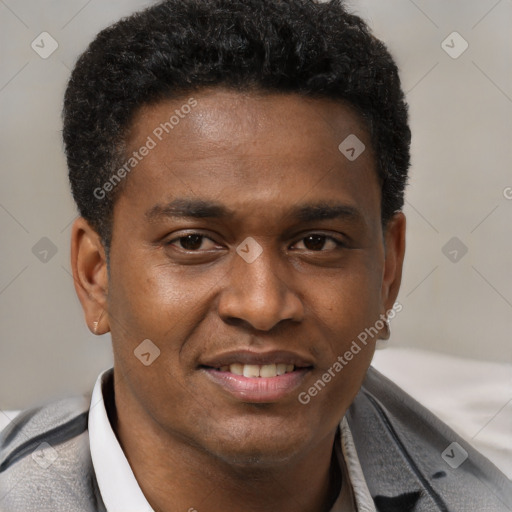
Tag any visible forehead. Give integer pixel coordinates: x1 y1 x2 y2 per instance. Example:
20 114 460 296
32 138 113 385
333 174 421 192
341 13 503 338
127 89 370 161
115 88 380 229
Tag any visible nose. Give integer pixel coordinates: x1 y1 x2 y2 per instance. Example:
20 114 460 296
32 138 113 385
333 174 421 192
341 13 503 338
217 242 304 332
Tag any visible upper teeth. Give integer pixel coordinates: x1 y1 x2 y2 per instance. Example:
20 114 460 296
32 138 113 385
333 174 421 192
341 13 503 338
219 363 295 377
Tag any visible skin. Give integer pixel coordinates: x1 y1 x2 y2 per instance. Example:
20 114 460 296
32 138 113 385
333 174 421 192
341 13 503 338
71 88 406 512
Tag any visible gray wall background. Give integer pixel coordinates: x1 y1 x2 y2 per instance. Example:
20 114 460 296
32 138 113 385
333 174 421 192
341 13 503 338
1 0 511 410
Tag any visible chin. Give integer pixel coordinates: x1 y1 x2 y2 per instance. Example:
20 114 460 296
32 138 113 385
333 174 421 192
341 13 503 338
202 419 312 469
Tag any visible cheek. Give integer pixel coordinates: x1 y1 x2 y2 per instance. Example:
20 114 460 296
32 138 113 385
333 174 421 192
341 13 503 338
106 253 221 379
302 271 380 414
316 256 383 338
106 255 170 370
108 255 191 332
106 260 202 424
306 257 382 401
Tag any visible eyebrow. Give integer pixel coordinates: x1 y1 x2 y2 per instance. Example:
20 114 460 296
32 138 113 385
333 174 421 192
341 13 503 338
145 198 363 224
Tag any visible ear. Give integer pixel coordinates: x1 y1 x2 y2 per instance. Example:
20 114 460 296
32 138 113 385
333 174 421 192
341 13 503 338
381 212 406 312
71 217 110 335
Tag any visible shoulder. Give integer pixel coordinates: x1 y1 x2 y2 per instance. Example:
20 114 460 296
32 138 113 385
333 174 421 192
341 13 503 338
0 395 89 470
0 396 104 512
347 366 512 511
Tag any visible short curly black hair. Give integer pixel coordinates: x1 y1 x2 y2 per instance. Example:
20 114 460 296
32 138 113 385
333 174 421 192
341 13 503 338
63 0 410 250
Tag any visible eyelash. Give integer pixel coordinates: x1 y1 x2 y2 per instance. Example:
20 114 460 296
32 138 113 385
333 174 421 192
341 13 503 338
166 232 346 252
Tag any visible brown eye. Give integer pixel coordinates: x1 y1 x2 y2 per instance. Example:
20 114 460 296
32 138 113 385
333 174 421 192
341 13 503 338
179 234 203 250
168 234 216 251
294 235 343 252
304 235 326 251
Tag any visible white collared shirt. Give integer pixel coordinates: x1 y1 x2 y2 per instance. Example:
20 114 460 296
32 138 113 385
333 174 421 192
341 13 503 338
88 369 375 512
89 370 154 512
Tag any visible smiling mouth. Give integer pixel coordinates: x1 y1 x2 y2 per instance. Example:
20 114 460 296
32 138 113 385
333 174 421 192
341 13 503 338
200 350 314 401
201 363 312 403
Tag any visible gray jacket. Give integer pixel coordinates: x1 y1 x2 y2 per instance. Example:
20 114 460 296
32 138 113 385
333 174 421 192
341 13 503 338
1 367 511 512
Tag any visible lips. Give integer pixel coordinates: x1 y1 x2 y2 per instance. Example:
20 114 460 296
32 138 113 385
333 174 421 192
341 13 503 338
200 350 314 402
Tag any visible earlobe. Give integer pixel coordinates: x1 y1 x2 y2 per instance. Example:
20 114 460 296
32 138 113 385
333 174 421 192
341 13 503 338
92 309 109 335
70 217 111 335
381 212 406 312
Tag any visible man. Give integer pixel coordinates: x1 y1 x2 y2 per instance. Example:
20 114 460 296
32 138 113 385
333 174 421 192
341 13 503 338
1 0 511 511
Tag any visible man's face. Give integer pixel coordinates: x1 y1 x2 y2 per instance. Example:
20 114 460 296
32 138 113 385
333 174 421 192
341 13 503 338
104 89 403 466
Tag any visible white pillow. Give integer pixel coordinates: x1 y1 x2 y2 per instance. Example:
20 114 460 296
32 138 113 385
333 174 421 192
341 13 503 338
372 347 512 479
